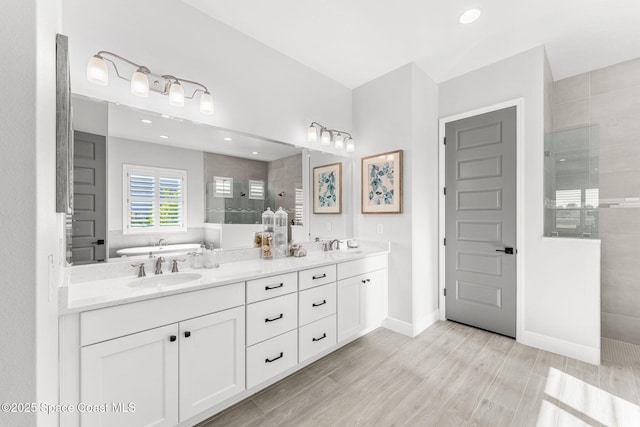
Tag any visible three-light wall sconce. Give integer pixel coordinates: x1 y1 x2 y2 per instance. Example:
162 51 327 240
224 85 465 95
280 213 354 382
86 50 214 115
307 122 355 152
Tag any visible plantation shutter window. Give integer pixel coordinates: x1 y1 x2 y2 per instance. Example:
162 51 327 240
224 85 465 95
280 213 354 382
124 165 187 234
249 180 265 200
294 188 304 225
213 176 233 198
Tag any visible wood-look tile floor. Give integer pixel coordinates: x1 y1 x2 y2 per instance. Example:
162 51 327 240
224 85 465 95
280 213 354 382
198 321 640 427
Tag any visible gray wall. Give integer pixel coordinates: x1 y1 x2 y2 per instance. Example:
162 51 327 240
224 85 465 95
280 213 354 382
554 57 640 344
266 153 302 222
204 152 268 224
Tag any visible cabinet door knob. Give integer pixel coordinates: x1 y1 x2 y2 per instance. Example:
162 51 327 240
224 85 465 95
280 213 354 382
169 335 177 342
361 279 367 284
184 331 191 338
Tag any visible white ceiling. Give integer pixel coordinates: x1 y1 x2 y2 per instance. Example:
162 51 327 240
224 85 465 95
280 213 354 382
182 0 640 88
108 103 302 161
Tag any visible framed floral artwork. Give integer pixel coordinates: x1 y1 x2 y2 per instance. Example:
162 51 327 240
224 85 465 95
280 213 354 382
361 150 402 214
313 162 342 214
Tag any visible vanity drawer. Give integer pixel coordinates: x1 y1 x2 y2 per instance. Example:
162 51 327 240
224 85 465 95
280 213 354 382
246 293 297 346
246 272 297 304
299 315 337 363
337 254 387 280
299 282 336 327
80 282 245 347
299 264 336 291
246 329 298 389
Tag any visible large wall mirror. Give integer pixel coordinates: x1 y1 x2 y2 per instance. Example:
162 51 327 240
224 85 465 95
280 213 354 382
70 95 317 264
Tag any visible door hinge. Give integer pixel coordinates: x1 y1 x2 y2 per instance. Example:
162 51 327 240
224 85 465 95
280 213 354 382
443 137 447 145
443 187 446 195
443 288 447 297
443 238 446 246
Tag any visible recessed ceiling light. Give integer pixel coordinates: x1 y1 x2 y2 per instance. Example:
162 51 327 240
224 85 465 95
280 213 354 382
160 135 169 139
161 114 171 119
252 151 259 155
224 137 232 141
141 119 152 124
459 9 481 24
559 158 566 162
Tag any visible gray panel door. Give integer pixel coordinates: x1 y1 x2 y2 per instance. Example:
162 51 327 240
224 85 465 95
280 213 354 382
445 107 517 337
72 131 106 264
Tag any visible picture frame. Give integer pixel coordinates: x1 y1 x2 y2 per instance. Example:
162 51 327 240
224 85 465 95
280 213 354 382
313 162 342 214
361 150 402 214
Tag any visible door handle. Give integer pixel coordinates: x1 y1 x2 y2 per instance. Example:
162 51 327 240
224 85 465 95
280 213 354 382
91 239 105 245
495 247 514 255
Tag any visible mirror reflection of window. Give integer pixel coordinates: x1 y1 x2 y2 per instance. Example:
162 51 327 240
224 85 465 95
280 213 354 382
213 176 233 198
295 188 304 226
249 180 264 200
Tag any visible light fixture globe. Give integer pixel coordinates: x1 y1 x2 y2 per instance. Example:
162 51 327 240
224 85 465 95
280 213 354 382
320 129 331 146
87 55 108 86
334 134 344 149
130 69 149 97
169 82 185 107
345 137 355 153
200 91 214 115
307 124 318 143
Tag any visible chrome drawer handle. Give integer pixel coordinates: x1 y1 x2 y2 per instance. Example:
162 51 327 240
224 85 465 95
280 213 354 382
265 313 284 323
312 300 327 307
312 333 327 342
265 352 284 363
265 282 284 291
312 273 327 280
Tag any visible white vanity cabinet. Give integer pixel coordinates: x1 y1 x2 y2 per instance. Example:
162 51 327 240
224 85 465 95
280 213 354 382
77 283 245 426
337 255 388 342
81 324 179 427
62 250 389 427
246 272 299 389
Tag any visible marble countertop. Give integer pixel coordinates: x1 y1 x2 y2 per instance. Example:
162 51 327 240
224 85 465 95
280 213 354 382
60 244 389 315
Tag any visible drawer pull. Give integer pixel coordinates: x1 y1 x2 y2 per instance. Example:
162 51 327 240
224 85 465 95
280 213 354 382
312 333 327 342
169 335 177 342
265 352 284 363
265 282 284 291
265 313 284 323
312 273 327 280
312 300 327 307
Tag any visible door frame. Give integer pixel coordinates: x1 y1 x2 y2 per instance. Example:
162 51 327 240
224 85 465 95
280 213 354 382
438 98 525 341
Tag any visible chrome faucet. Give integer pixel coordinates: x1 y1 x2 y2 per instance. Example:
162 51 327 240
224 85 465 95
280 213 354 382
329 239 341 251
157 238 168 247
155 257 165 274
132 263 146 277
171 259 185 273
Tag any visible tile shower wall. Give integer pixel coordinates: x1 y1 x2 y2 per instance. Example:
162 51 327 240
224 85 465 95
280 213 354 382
204 153 268 224
553 58 640 344
266 154 302 221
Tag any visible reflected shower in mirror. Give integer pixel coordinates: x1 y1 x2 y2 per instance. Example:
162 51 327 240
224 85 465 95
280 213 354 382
70 95 307 264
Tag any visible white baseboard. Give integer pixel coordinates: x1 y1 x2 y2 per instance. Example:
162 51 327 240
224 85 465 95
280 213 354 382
519 330 600 365
413 310 440 336
382 317 414 337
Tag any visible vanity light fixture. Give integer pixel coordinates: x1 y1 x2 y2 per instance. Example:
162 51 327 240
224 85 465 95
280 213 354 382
86 50 215 115
307 122 356 152
459 9 481 24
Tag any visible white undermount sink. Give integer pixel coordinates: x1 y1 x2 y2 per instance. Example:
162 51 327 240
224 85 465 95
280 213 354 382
128 273 202 288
